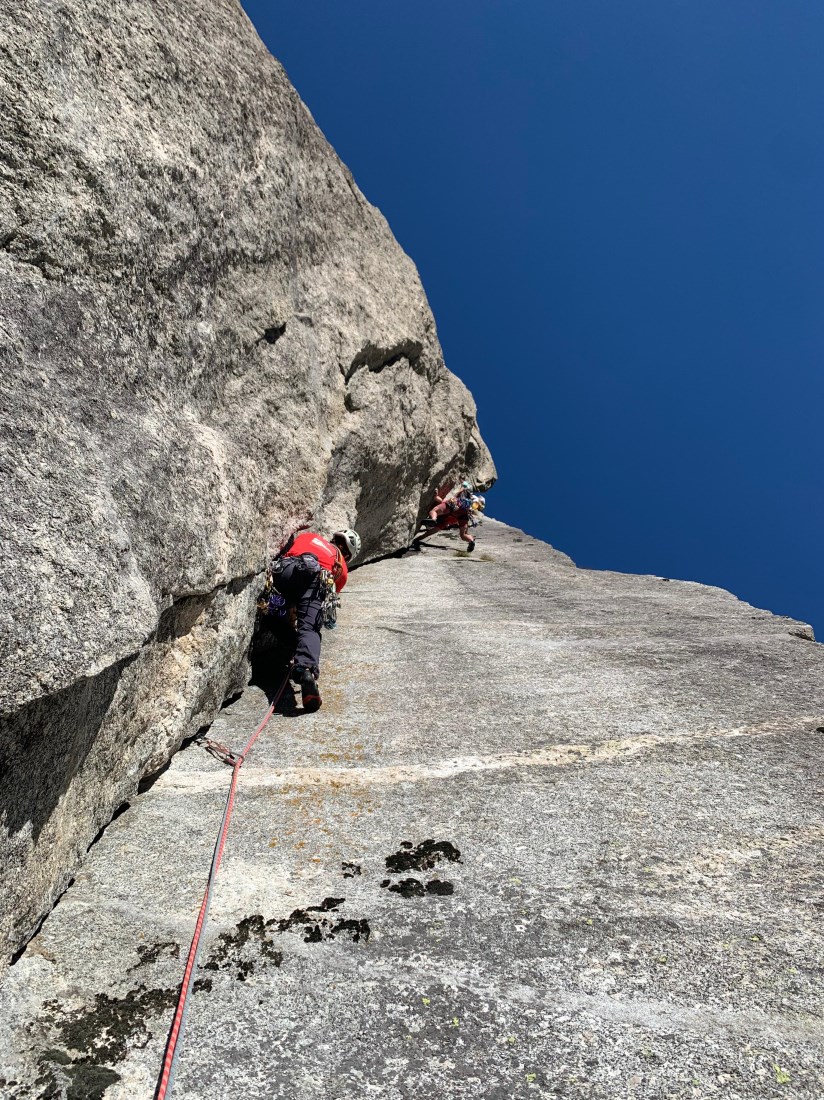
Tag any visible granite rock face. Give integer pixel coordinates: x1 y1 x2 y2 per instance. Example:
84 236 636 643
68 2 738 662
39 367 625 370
0 0 494 961
1 520 822 1098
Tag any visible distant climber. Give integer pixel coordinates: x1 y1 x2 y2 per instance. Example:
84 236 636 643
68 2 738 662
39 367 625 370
257 527 361 711
418 483 485 551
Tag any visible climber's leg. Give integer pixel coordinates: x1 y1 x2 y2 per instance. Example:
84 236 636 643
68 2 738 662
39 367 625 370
458 523 476 551
292 585 325 711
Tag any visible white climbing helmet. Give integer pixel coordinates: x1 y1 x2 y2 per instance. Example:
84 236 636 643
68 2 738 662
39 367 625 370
333 528 362 562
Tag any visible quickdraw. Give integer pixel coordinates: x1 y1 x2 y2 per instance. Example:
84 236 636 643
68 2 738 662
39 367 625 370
318 569 340 630
256 566 288 617
200 738 240 767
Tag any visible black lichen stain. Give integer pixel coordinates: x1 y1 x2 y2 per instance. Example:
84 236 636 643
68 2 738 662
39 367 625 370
425 879 454 896
306 897 345 913
203 914 283 981
34 984 178 1096
126 940 180 972
65 1063 121 1100
385 839 462 874
40 985 177 1065
276 897 370 944
192 978 213 994
341 861 362 878
33 1055 65 1100
383 878 426 898
36 1057 122 1100
330 919 370 943
381 878 455 899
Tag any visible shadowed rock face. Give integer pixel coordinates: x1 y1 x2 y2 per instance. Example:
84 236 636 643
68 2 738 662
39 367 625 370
0 0 494 960
1 520 822 1097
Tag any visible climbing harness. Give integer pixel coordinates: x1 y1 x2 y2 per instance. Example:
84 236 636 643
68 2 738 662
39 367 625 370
154 665 293 1100
262 554 341 632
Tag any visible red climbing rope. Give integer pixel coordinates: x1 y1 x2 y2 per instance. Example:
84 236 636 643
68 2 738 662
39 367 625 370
155 668 292 1100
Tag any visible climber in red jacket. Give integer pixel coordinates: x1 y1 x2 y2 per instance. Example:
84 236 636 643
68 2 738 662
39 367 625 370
264 527 361 711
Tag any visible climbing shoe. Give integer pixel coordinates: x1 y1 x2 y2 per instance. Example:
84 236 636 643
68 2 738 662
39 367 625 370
275 680 300 715
421 518 437 528
294 666 322 712
466 539 476 553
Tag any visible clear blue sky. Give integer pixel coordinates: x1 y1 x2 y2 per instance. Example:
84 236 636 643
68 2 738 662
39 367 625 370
242 1 823 637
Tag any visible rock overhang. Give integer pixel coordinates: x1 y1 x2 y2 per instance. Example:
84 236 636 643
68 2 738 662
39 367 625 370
0 0 493 961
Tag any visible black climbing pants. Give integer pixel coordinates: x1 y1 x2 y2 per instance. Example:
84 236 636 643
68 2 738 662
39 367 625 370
272 555 325 676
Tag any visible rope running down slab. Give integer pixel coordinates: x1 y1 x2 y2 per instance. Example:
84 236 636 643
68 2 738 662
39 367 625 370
155 667 293 1099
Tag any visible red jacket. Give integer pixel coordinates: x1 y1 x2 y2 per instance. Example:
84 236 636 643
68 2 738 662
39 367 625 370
285 531 348 592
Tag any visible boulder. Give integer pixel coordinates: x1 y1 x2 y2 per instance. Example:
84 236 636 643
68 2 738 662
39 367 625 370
0 0 494 961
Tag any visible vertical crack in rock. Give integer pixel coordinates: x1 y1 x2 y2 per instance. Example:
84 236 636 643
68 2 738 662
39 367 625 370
0 575 260 962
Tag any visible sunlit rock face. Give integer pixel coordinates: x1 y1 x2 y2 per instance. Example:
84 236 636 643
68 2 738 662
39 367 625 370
1 520 822 1096
0 0 494 961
